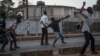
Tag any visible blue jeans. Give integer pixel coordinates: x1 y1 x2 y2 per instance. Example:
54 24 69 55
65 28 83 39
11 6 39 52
53 32 64 45
54 32 63 38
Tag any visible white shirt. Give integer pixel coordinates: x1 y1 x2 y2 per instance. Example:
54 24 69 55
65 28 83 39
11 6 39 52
40 15 49 28
81 12 93 33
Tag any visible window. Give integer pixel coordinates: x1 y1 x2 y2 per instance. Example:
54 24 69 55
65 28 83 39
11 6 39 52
64 8 69 16
50 8 53 16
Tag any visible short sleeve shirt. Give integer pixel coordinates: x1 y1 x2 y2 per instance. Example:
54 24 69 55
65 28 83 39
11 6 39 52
40 15 49 28
81 12 93 33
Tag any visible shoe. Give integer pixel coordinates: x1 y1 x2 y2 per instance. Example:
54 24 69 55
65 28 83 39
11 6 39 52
41 43 44 45
15 46 20 49
62 42 67 44
92 52 99 54
46 43 50 45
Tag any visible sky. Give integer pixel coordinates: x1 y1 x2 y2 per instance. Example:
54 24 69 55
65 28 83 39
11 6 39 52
12 0 97 8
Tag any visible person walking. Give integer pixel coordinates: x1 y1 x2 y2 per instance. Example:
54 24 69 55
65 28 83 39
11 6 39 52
48 15 70 47
7 16 21 50
79 2 98 56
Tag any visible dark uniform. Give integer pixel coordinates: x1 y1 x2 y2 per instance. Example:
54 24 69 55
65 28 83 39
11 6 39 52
0 18 8 51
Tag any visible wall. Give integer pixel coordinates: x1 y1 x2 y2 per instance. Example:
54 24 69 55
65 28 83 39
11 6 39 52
6 19 63 35
6 18 100 35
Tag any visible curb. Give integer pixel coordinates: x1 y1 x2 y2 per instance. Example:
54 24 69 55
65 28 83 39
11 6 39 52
58 45 100 55
20 49 53 56
0 52 12 56
16 33 100 41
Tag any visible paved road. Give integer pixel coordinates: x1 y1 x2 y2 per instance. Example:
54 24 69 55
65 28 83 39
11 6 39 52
0 36 100 56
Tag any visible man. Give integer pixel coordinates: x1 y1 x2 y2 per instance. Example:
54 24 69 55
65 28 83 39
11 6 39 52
79 2 98 56
0 12 8 52
7 15 21 50
48 15 70 47
40 11 49 45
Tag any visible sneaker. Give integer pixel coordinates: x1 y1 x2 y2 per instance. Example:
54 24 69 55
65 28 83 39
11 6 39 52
41 43 45 45
15 46 20 49
62 42 67 44
46 43 50 45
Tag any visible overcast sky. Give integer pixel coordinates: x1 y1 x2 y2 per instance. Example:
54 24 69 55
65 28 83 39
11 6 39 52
12 0 97 8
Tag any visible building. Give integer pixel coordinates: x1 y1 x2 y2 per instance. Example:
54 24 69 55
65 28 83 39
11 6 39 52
14 5 100 20
10 5 100 35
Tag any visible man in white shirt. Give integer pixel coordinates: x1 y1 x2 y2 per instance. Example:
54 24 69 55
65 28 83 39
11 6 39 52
79 2 98 56
40 11 49 45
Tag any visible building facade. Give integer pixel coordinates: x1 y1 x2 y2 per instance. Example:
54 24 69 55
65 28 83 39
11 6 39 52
11 5 100 35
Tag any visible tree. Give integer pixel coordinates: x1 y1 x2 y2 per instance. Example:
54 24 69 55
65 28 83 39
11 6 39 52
93 0 100 10
18 0 26 7
0 0 14 17
18 0 32 7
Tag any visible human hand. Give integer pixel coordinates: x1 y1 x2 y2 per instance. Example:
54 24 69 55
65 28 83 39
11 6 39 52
83 1 86 6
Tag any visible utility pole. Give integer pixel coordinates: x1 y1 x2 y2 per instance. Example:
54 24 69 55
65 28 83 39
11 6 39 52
26 0 29 20
25 0 29 36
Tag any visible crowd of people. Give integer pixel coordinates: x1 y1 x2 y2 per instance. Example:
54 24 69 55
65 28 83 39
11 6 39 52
0 12 21 51
0 1 99 56
40 2 99 56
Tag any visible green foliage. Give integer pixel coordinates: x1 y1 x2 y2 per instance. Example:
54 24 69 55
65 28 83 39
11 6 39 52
0 0 14 11
93 0 100 10
18 0 26 7
0 0 14 18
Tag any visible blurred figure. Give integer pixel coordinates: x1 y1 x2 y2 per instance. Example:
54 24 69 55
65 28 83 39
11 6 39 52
40 11 49 45
0 12 8 52
48 15 70 47
79 2 98 56
7 14 21 50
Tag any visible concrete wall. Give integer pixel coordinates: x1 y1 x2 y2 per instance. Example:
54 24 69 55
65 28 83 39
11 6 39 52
6 18 100 35
6 19 63 35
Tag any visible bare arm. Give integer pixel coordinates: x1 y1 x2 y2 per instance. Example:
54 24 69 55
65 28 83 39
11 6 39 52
58 15 70 21
80 2 86 14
